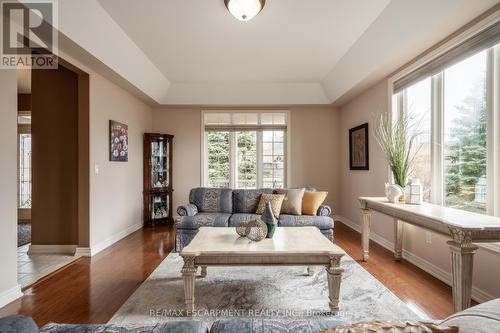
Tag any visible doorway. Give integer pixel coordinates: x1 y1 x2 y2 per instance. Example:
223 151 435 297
16 61 90 288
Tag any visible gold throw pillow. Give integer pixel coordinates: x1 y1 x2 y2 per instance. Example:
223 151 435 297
302 191 328 215
255 194 285 218
318 320 459 333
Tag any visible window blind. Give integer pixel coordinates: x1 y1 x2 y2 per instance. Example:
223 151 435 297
393 20 500 93
205 125 287 131
204 112 287 131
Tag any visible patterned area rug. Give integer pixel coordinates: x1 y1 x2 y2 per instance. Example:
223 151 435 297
18 223 31 247
110 253 419 325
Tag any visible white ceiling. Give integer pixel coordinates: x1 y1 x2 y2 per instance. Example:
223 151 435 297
55 0 500 105
97 0 390 83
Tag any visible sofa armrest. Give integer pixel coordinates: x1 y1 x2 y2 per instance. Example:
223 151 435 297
177 203 198 217
317 205 332 217
0 315 38 333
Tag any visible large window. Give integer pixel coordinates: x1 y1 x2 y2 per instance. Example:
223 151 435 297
443 51 487 214
395 42 499 216
204 112 288 189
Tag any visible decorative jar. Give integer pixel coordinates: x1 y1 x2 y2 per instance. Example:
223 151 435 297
405 179 423 205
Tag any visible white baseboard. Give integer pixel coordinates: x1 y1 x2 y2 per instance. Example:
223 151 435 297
74 247 92 257
0 284 23 308
89 222 143 257
28 244 77 255
335 215 496 304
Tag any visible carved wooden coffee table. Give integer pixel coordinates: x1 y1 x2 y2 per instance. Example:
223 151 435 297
180 226 345 313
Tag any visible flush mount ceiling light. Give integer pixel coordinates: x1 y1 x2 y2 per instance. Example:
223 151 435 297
224 0 266 22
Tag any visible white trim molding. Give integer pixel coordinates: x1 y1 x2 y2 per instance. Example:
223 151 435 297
0 284 23 308
74 247 92 257
335 215 497 304
28 244 77 255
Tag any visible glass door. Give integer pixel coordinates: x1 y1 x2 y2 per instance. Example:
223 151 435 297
151 139 169 189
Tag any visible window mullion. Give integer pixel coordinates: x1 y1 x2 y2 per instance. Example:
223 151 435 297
431 73 444 206
488 45 500 216
230 131 237 189
257 131 263 188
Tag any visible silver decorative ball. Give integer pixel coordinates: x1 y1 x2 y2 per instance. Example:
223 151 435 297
245 220 268 242
236 222 248 237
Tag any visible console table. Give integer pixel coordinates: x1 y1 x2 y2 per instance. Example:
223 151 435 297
358 197 500 312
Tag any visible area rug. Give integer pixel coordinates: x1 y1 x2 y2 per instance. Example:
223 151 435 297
18 222 31 247
110 253 419 325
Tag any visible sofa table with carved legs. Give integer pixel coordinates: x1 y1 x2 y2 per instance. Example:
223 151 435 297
180 226 345 314
358 197 500 313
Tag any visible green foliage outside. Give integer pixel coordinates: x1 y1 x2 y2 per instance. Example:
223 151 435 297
207 131 230 187
237 131 257 188
444 74 487 214
207 131 257 188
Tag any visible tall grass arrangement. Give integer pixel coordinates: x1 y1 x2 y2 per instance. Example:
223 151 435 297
374 111 424 187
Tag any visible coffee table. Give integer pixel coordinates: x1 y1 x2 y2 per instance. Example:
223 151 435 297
180 226 345 313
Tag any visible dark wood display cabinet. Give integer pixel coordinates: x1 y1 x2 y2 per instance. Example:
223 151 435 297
143 133 174 226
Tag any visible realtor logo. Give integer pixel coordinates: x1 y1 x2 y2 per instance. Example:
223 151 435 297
1 0 58 69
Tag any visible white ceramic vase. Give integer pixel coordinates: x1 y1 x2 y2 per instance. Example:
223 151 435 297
385 183 404 203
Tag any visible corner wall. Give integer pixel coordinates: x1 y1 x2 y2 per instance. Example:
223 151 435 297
0 70 23 307
151 106 340 212
338 80 500 302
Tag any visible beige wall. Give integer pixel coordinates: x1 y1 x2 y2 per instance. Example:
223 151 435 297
152 106 340 212
89 72 153 249
338 80 500 301
0 70 22 307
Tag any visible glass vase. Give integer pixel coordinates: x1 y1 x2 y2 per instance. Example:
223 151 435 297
261 201 277 238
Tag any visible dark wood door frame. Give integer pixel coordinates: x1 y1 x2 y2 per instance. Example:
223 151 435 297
31 56 90 250
59 58 90 250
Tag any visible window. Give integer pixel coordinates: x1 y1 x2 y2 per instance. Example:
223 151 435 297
206 131 230 188
19 133 32 208
404 77 432 202
203 112 288 189
443 51 487 214
236 131 257 188
262 130 285 188
394 40 499 216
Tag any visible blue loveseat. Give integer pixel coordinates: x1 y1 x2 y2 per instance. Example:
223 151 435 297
175 188 334 251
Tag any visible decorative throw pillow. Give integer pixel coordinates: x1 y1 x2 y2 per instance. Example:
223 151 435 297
275 188 305 215
319 320 458 333
255 194 285 217
302 191 328 215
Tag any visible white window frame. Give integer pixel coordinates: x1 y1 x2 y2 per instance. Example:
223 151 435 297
387 11 500 252
201 110 291 189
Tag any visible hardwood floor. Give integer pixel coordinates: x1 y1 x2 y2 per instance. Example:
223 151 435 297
0 224 175 327
334 222 455 320
0 222 456 327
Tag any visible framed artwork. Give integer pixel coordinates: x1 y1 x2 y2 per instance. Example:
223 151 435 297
349 123 369 170
109 120 129 162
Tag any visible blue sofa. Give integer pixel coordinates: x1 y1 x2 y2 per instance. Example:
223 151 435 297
3 298 500 332
175 188 334 251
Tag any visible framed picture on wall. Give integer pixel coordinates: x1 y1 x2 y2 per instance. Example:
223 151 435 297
109 120 129 162
349 123 369 170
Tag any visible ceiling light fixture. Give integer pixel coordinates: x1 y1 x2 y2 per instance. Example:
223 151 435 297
224 0 266 22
